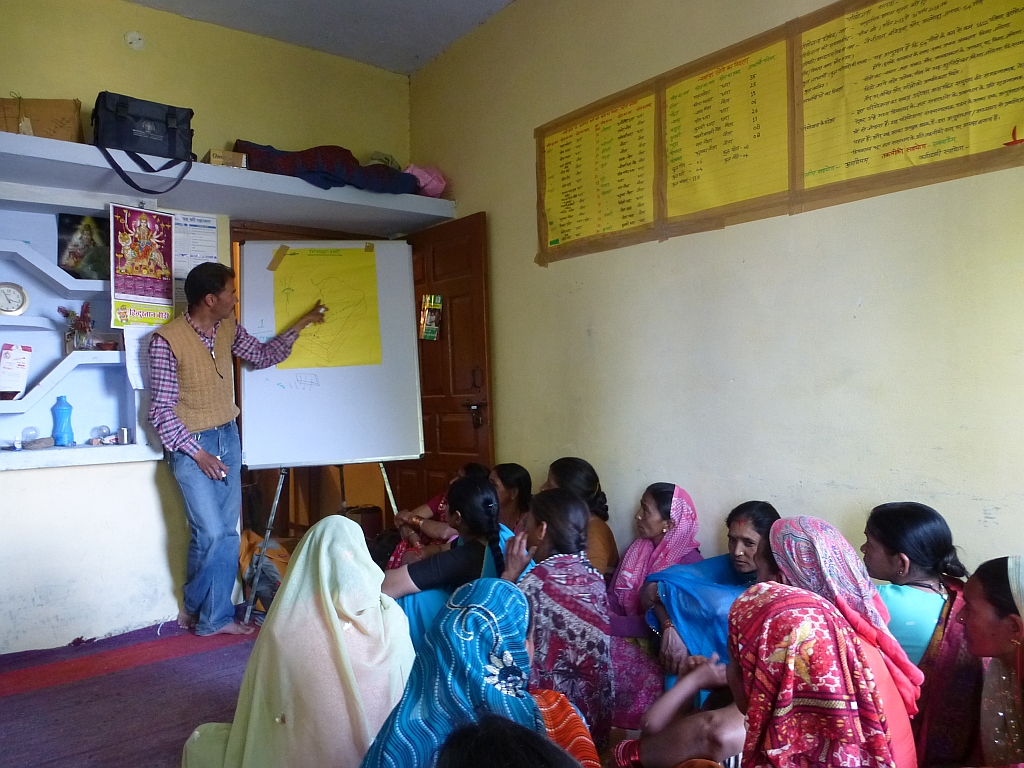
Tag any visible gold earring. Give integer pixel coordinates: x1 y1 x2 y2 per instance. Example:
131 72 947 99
662 527 668 534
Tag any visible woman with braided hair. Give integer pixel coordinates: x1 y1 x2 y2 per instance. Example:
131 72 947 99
540 457 619 576
382 476 511 652
502 488 614 747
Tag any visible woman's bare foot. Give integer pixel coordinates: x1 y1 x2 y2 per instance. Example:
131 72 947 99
177 608 197 629
207 622 255 636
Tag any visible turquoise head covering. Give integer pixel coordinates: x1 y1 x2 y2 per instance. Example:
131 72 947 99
361 578 544 768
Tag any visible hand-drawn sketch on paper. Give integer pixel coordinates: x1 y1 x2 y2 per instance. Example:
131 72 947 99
274 248 383 369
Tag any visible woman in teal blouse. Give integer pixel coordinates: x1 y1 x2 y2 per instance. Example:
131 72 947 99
860 501 982 766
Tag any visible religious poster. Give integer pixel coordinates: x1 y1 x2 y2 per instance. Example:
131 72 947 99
110 205 174 328
57 214 110 280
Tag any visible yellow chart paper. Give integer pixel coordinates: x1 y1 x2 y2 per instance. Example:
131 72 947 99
274 248 382 369
803 0 1024 188
544 95 656 247
667 42 790 218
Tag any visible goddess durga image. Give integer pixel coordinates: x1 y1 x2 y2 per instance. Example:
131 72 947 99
117 213 169 279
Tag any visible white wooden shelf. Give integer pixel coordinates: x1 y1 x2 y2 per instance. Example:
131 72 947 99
0 315 63 330
0 442 161 471
0 240 108 297
0 132 455 237
0 350 124 414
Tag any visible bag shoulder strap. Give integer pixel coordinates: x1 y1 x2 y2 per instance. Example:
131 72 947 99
97 146 192 195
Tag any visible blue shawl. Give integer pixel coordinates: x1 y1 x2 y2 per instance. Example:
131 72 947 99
645 553 756 663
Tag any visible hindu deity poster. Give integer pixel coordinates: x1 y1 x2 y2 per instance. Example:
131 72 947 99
110 205 174 328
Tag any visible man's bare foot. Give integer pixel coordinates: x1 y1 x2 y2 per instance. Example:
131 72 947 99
207 622 255 636
177 609 197 629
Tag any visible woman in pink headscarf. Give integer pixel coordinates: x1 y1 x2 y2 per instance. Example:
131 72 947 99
765 515 923 768
609 483 702 729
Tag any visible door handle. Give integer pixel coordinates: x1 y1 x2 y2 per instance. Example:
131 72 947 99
462 401 487 428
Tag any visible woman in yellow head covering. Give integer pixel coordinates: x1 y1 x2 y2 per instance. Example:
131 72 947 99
182 516 415 768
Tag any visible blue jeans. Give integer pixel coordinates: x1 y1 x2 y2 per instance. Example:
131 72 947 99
169 421 242 635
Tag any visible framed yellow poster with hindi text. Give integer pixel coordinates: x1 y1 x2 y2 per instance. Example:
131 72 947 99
540 94 657 252
801 0 1024 189
666 41 790 219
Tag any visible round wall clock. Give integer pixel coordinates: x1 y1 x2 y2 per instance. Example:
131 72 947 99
0 282 29 316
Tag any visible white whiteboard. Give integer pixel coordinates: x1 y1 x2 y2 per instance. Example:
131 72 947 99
239 240 423 469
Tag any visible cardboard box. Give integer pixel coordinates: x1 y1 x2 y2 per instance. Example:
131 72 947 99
202 149 248 168
0 98 83 143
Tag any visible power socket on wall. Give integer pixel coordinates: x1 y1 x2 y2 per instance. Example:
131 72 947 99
124 31 145 51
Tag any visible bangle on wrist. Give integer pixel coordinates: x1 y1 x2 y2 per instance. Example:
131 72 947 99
409 515 424 531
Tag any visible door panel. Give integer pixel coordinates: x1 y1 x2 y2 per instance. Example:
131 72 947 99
419 335 446 395
449 294 480 395
433 236 473 279
385 212 493 514
438 413 479 454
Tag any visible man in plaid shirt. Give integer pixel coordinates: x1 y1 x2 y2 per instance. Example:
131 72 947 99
149 263 325 636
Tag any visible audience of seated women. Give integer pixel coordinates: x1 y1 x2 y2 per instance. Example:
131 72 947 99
766 515 922 768
388 463 490 569
726 580 898 768
540 457 619 576
182 458 1013 768
960 555 1024 768
183 516 415 768
645 500 779 676
862 501 983 766
361 578 600 768
382 476 511 651
490 462 532 534
501 488 613 747
607 483 701 729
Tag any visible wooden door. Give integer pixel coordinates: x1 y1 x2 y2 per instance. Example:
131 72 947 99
386 212 493 514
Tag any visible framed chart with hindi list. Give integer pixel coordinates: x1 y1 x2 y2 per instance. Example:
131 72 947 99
534 0 1024 265
664 36 792 235
795 0 1024 210
536 88 658 265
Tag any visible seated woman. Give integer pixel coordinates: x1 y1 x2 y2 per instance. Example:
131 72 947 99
862 501 982 766
490 462 532 534
960 556 1024 767
182 516 415 768
388 462 490 569
540 457 619 576
382 476 511 651
607 483 701 729
645 500 779 676
502 488 613 748
361 579 600 768
615 502 778 768
768 516 922 768
726 581 897 768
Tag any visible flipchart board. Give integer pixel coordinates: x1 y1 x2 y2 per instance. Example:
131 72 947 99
239 240 423 469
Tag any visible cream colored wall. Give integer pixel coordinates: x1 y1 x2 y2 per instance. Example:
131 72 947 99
0 0 409 654
411 0 1024 569
0 0 410 163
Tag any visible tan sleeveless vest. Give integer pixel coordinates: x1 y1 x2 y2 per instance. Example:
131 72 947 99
154 314 239 433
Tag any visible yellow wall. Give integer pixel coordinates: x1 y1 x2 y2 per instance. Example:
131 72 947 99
411 0 1024 569
0 0 409 654
0 0 410 163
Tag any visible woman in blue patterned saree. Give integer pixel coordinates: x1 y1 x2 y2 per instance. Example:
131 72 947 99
361 578 598 768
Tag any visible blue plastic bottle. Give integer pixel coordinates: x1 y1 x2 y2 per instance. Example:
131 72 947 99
53 395 74 446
